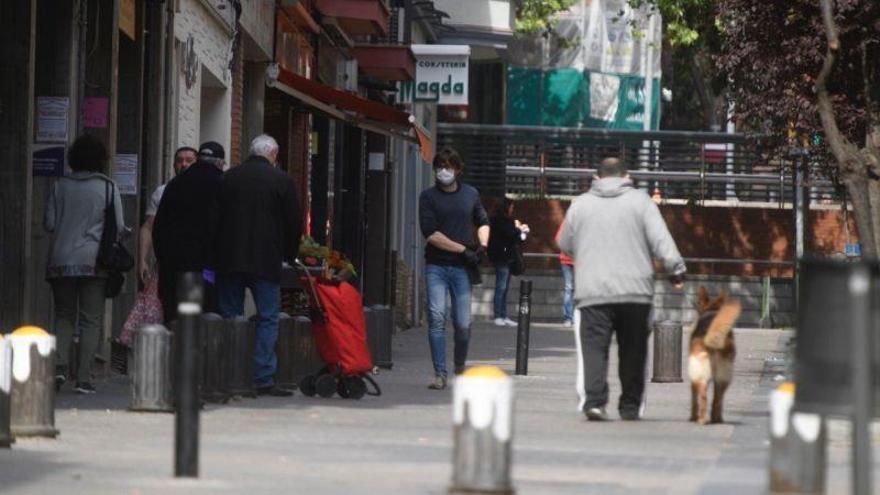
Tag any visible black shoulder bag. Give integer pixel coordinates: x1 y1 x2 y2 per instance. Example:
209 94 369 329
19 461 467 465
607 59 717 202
97 181 134 297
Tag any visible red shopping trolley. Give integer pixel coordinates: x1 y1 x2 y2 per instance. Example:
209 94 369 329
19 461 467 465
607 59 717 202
296 260 381 399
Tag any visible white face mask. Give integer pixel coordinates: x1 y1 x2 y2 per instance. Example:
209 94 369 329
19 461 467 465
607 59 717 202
436 167 456 186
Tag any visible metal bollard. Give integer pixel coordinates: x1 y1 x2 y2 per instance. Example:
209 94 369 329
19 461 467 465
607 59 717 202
0 337 12 447
291 316 321 384
174 273 202 478
130 324 174 412
450 366 514 495
769 382 826 493
226 316 256 398
651 321 683 383
9 326 57 438
200 313 228 404
275 313 296 389
366 305 393 369
515 280 532 376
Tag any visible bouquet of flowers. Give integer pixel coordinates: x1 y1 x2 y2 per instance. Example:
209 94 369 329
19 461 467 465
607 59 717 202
299 236 357 281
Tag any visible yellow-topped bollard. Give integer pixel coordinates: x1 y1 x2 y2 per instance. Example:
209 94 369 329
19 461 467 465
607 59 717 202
450 365 515 494
769 381 825 493
9 325 58 438
0 334 12 447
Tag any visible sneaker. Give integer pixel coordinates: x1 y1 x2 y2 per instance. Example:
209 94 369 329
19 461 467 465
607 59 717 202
493 318 507 327
502 318 517 327
584 407 608 421
74 382 96 395
427 375 447 390
620 410 641 421
454 364 466 375
256 386 294 397
54 366 67 391
562 320 573 328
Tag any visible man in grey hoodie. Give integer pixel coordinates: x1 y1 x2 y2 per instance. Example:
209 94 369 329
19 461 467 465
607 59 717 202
558 157 685 421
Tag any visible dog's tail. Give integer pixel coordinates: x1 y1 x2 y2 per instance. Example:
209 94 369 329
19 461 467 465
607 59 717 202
703 300 741 350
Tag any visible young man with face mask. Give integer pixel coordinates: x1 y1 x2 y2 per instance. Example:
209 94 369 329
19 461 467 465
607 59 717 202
418 148 490 390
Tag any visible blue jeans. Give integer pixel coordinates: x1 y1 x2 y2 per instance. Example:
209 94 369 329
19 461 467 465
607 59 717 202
216 272 281 388
561 263 575 322
425 264 472 378
493 262 511 319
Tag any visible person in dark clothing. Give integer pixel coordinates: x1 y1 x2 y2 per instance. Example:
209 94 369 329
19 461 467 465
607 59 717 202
153 141 225 323
418 147 490 390
487 199 529 327
215 134 302 397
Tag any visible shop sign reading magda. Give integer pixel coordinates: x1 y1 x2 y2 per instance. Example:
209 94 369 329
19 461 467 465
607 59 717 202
400 45 470 105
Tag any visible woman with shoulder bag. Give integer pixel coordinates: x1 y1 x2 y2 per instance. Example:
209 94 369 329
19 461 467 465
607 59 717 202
44 135 126 394
487 199 529 327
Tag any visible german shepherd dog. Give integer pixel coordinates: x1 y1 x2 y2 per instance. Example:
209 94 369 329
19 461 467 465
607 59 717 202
688 287 741 424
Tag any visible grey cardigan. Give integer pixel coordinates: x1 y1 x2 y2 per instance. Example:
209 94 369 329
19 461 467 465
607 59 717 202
558 177 686 308
44 172 126 279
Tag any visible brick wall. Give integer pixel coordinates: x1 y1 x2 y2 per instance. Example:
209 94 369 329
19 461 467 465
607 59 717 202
492 197 857 277
230 32 243 165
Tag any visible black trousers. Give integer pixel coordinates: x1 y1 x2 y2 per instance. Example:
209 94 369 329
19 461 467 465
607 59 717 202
577 303 652 414
158 265 217 324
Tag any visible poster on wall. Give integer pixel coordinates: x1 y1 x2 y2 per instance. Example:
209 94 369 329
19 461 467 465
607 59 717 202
35 97 69 143
83 96 109 129
33 144 66 177
113 154 138 195
399 45 470 105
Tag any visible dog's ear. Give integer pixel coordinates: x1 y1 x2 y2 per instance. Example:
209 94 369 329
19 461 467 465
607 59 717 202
697 286 710 310
714 290 728 307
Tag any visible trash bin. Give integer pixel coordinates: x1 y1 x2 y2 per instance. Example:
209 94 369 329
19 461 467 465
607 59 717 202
130 324 174 412
227 316 256 398
9 326 58 438
200 313 228 404
651 321 683 383
366 305 393 369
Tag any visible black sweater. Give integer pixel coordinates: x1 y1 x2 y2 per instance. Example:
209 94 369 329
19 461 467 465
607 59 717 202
419 183 489 266
487 213 521 264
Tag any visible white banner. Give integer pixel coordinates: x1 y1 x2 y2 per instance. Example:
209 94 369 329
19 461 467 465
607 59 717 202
399 45 470 105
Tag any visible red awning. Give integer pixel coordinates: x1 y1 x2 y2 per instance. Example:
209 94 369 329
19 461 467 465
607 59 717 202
314 0 389 37
351 45 416 81
266 65 434 163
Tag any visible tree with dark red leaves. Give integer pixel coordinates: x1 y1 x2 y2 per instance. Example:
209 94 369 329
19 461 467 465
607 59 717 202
717 0 880 256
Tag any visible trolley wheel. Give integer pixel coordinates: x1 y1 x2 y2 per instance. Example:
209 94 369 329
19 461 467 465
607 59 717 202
337 377 351 399
347 376 367 400
299 375 317 397
315 374 337 398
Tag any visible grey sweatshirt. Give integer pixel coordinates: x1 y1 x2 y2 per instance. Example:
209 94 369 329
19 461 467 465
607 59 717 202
44 172 126 279
558 177 685 308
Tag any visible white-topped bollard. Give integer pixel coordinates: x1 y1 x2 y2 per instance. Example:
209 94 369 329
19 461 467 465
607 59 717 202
769 382 826 493
9 326 58 438
0 336 12 447
450 366 515 495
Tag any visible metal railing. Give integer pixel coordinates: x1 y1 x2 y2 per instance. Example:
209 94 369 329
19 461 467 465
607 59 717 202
438 123 842 205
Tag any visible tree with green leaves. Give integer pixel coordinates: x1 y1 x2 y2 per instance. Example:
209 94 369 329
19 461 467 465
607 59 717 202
513 0 578 34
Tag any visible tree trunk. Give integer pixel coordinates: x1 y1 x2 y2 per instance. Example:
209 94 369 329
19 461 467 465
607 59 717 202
844 174 879 258
689 52 719 131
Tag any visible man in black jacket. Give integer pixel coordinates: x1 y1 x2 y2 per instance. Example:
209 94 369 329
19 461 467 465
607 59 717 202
215 134 302 397
153 141 225 322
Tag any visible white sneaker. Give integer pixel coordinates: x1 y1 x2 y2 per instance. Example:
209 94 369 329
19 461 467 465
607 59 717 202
503 318 517 327
562 320 573 328
493 318 507 327
585 407 609 421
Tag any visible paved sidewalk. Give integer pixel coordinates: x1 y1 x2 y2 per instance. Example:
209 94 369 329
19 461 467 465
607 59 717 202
0 321 789 494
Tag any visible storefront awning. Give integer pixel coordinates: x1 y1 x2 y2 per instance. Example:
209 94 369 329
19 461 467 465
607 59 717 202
266 65 434 163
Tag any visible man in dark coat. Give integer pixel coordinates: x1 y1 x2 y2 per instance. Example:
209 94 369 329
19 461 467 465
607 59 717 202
215 134 302 396
153 141 225 322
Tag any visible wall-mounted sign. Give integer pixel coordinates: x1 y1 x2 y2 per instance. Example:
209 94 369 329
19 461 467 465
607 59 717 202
35 97 69 143
82 96 109 129
33 144 66 177
113 154 138 195
399 45 470 105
